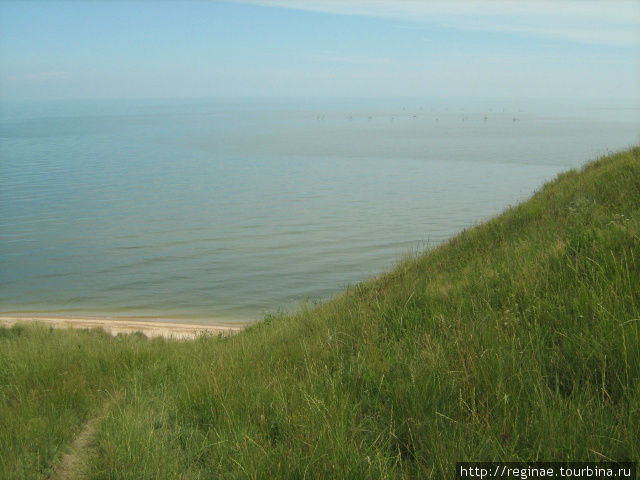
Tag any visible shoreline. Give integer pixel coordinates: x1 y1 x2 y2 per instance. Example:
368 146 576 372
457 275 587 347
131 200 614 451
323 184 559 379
0 314 246 339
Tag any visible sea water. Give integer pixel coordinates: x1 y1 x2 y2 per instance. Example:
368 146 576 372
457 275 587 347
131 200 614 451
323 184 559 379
1 98 638 323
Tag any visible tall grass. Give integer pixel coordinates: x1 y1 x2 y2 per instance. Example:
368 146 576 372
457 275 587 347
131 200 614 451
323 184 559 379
1 147 638 479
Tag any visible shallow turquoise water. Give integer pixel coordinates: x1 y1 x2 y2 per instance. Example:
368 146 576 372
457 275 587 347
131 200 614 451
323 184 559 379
1 98 638 323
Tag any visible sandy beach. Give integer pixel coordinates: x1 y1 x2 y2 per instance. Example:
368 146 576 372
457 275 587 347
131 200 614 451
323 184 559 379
0 314 245 339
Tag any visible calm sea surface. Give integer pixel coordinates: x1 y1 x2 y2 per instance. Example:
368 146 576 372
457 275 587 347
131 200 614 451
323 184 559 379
1 98 638 323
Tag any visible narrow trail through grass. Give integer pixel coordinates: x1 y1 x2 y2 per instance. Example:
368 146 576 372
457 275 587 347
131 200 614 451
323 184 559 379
48 399 114 480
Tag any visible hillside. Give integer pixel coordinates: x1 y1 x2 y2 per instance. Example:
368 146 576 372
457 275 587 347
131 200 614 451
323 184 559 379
1 147 639 479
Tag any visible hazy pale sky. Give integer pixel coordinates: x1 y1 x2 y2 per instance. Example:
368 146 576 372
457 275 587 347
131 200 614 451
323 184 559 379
0 0 638 101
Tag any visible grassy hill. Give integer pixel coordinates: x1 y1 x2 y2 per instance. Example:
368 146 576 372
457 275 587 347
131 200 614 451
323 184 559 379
1 147 639 479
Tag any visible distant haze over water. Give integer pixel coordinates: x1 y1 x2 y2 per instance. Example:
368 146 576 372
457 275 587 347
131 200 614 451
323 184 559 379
1 98 638 323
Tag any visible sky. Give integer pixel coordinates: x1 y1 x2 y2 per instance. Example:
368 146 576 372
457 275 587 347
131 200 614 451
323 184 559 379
0 0 638 101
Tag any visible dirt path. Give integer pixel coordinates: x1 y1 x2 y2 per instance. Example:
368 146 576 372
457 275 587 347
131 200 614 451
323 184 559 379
48 405 108 480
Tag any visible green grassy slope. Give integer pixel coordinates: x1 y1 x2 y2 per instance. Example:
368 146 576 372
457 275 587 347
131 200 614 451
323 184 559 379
1 147 638 479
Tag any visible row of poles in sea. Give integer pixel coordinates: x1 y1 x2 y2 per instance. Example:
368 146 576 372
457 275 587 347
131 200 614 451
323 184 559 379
315 113 521 122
